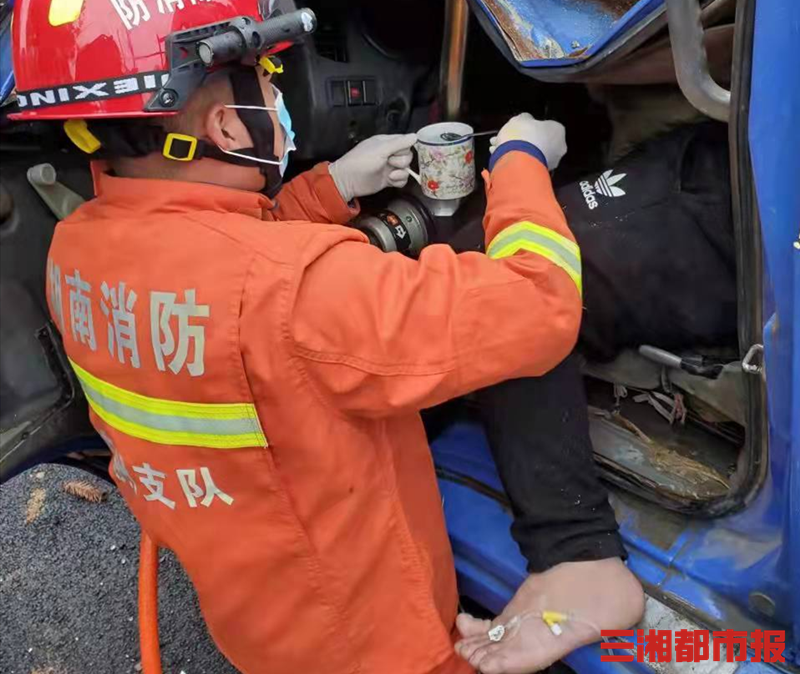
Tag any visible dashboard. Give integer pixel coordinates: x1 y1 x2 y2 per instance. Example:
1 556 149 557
279 0 442 161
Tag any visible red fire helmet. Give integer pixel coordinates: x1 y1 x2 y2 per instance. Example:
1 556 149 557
11 0 303 120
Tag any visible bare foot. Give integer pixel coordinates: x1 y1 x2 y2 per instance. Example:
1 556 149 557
454 558 644 674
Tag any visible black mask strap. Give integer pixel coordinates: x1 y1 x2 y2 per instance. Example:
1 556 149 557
76 67 286 197
229 67 281 167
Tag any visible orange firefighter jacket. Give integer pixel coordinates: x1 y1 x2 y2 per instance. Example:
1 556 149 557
45 152 582 674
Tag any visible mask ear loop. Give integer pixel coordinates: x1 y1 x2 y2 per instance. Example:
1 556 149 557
220 104 286 167
225 105 278 111
216 147 282 166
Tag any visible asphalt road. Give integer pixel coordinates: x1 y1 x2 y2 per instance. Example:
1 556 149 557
0 464 239 674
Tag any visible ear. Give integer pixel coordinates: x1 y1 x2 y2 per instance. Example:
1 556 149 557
203 103 253 151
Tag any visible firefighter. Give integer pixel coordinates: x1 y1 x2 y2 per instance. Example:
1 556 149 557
12 0 643 672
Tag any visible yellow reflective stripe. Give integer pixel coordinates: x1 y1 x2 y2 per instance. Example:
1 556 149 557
70 359 267 449
70 360 255 420
488 221 580 258
487 221 582 295
492 239 583 294
87 401 264 449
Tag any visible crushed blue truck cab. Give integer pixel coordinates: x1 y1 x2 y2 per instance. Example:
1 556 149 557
435 1 800 671
0 0 796 671
469 0 666 67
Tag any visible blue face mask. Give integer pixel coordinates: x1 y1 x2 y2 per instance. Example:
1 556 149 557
222 84 296 177
274 87 296 177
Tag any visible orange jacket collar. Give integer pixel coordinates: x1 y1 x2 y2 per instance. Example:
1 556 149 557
90 162 271 219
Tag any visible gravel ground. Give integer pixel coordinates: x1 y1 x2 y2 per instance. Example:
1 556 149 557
0 464 239 674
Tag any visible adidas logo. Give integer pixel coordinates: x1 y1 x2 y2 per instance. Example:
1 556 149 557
580 170 628 210
594 170 627 198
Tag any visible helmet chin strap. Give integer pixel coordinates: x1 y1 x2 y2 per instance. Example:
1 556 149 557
73 67 290 197
224 67 287 194
208 144 285 199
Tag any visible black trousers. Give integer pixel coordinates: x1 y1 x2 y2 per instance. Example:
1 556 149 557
475 356 626 573
440 123 734 573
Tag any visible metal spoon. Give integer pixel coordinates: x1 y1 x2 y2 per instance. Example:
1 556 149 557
439 129 499 142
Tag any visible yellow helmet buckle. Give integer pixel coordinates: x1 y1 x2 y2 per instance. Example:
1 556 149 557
162 133 198 162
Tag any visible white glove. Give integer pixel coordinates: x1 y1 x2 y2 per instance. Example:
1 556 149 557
329 134 417 203
489 113 567 170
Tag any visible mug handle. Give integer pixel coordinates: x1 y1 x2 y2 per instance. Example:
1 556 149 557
406 167 422 185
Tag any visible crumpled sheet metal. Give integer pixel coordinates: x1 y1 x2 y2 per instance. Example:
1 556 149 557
474 0 658 66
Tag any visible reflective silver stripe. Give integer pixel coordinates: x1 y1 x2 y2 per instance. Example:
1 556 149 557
487 229 581 274
69 359 267 449
487 221 582 294
81 386 258 437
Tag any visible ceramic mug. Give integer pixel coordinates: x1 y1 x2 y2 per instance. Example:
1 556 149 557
411 122 476 200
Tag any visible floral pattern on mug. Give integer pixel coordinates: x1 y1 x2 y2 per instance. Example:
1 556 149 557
417 138 476 200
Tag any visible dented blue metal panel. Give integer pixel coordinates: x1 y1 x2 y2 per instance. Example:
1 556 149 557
748 0 800 656
437 1 800 667
435 420 798 671
470 0 664 68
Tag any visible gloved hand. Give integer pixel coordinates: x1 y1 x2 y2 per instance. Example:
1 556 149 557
490 113 567 170
329 134 417 203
